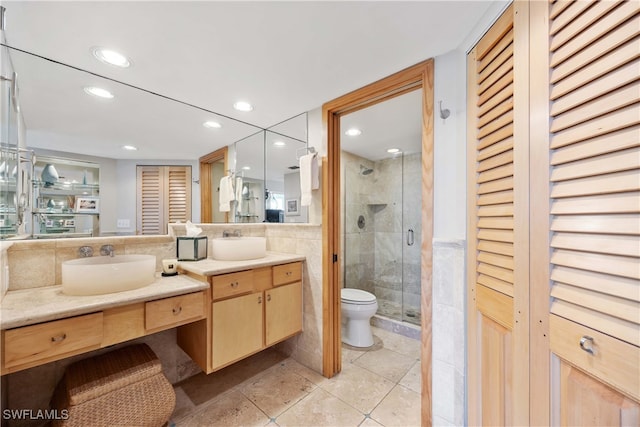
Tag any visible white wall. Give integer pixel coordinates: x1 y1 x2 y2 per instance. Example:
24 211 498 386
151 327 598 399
433 50 468 241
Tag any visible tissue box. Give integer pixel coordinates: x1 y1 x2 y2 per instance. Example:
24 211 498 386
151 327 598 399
177 236 208 261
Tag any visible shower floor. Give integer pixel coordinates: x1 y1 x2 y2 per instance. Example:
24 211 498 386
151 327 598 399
376 300 421 327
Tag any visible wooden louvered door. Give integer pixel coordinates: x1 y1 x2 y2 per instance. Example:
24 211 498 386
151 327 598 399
166 166 191 224
136 165 192 234
531 0 640 425
466 4 530 425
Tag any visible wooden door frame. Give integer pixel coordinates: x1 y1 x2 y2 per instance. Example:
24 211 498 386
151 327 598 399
322 58 434 425
199 146 228 223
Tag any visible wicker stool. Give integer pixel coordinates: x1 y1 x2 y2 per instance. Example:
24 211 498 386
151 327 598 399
50 343 176 427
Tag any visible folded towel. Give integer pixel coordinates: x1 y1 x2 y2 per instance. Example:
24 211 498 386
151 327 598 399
299 153 318 206
219 175 235 212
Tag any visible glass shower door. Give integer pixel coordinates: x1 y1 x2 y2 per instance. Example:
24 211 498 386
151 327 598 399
401 153 422 325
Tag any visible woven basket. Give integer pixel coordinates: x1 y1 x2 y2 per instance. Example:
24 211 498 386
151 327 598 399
51 344 175 427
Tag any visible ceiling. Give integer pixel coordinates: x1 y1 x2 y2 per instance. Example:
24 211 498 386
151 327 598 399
1 1 496 160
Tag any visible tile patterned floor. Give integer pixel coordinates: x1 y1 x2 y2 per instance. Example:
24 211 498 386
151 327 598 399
171 326 422 427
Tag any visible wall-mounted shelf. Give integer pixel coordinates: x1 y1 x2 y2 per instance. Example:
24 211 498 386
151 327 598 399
31 156 100 238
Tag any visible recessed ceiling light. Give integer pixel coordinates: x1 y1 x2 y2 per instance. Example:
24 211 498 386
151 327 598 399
242 166 251 170
345 128 362 136
233 101 253 112
203 121 222 129
387 148 401 154
122 145 138 151
92 47 131 68
273 141 286 147
84 86 114 99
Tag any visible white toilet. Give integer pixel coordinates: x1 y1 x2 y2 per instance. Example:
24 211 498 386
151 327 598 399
341 288 378 347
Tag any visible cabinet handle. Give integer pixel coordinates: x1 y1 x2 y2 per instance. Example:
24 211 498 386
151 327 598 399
51 333 66 343
286 271 292 276
579 335 595 355
267 294 272 302
231 281 239 289
173 306 182 315
258 296 262 304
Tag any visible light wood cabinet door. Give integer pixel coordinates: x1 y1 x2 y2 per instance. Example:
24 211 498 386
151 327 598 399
556 359 639 426
211 291 263 370
538 0 640 424
265 281 302 347
467 4 530 425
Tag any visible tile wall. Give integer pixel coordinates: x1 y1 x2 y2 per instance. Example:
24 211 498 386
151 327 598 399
432 238 466 426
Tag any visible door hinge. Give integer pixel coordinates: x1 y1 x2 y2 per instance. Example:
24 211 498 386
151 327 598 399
333 254 338 263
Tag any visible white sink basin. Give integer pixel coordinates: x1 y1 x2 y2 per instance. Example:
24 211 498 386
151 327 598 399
62 254 156 296
210 237 266 261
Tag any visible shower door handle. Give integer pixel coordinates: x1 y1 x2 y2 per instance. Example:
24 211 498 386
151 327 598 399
407 229 414 246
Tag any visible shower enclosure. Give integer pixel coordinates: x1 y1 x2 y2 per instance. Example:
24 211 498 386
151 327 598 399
342 150 422 325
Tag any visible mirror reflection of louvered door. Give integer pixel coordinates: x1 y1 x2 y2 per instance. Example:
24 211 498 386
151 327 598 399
537 1 640 424
136 166 192 235
466 4 530 425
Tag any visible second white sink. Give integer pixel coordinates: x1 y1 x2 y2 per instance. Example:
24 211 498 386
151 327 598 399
210 237 266 261
62 254 156 296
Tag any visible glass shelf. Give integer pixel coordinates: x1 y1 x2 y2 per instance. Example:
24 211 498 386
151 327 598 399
32 180 99 193
33 209 99 216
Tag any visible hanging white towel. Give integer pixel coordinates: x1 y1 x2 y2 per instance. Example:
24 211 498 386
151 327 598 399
219 175 235 212
299 153 318 206
234 176 244 213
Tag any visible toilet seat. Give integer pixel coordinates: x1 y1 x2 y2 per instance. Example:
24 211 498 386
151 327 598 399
341 288 376 305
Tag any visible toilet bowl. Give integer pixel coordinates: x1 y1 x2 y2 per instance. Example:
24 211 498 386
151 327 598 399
341 288 378 347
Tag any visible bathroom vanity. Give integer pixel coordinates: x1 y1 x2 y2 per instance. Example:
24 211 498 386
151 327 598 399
0 274 208 375
0 252 304 377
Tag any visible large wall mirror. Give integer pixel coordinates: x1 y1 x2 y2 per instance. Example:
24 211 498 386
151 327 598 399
0 44 309 239
233 112 309 224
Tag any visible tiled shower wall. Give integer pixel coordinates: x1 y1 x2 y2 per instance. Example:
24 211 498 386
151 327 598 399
342 151 422 323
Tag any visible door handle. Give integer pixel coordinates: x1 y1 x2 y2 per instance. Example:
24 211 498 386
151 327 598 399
407 229 414 246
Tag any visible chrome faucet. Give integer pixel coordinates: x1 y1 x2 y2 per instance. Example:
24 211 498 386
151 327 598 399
78 246 93 257
222 229 241 238
100 244 115 257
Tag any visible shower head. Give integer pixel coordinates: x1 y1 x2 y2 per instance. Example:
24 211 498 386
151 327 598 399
360 165 374 176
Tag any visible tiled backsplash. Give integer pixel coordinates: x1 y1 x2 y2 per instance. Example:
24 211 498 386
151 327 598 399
6 235 176 291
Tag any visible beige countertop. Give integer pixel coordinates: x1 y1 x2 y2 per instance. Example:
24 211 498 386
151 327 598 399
0 273 208 330
177 251 306 276
0 251 305 330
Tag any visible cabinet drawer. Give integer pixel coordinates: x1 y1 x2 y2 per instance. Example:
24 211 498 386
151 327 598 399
145 291 205 331
273 262 302 287
3 313 103 370
550 314 640 401
211 270 254 300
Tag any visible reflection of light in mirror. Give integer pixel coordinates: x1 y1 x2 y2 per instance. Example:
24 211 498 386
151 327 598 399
122 145 138 151
345 128 362 136
203 121 222 129
242 166 251 170
233 101 253 112
92 47 131 68
273 141 286 147
387 148 401 153
83 86 114 99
